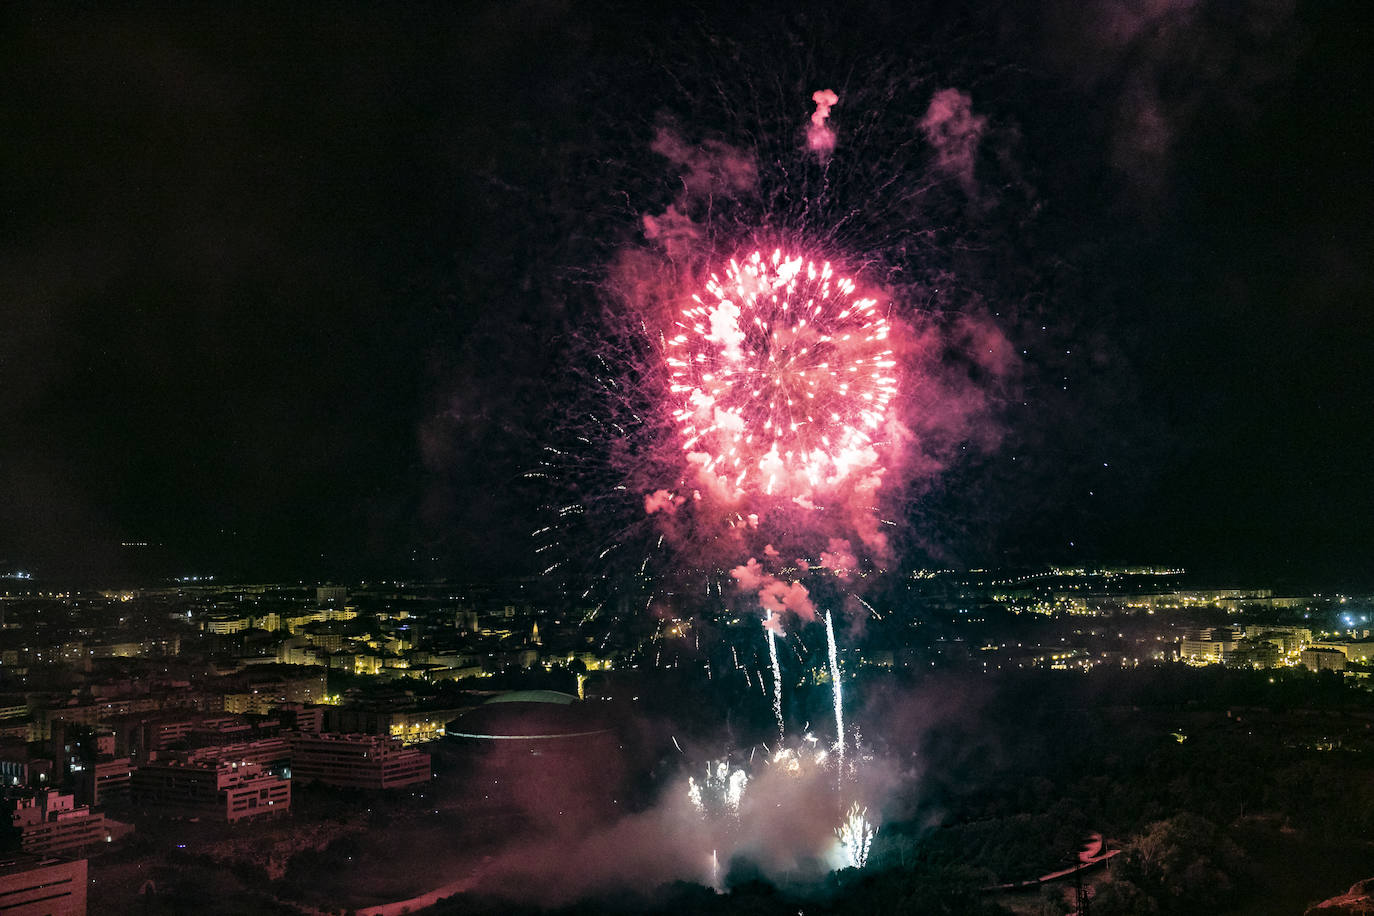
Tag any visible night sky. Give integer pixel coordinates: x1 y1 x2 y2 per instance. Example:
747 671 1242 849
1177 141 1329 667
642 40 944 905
2 1 1372 587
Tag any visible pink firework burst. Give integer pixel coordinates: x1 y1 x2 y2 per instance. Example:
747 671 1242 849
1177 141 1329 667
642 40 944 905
668 249 896 506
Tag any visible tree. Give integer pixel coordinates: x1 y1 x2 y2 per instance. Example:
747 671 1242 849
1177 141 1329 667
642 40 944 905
1091 877 1160 916
1117 813 1247 914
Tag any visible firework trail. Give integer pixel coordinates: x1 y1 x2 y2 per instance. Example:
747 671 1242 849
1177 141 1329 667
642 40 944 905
825 609 845 774
767 626 784 741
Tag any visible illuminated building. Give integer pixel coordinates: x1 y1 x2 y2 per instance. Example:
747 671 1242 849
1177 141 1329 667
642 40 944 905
289 733 431 789
277 638 322 666
131 759 290 822
326 704 462 745
274 703 323 733
1309 640 1374 664
252 611 281 631
226 666 329 709
0 855 86 915
1343 641 1374 663
442 691 622 814
0 746 52 789
327 650 383 675
202 614 251 635
86 635 181 658
316 586 348 605
221 692 275 715
1243 625 1311 657
39 690 204 743
323 604 358 623
1180 627 1237 664
185 738 291 773
78 758 133 807
299 624 348 653
1299 647 1347 672
112 712 281 763
284 610 326 634
3 790 125 856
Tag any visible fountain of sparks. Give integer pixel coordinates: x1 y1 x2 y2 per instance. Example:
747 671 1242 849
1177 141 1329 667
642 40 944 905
835 802 875 869
687 760 748 890
687 760 749 818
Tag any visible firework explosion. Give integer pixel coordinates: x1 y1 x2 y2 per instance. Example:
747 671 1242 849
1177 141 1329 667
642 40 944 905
580 104 904 757
668 248 895 507
531 28 1030 621
529 21 1026 802
686 247 889 750
632 100 911 750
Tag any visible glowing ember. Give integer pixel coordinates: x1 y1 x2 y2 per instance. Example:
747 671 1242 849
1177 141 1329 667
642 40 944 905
668 249 895 504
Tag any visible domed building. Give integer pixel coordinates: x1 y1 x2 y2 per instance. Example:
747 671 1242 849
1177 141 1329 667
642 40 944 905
442 690 625 818
445 690 612 746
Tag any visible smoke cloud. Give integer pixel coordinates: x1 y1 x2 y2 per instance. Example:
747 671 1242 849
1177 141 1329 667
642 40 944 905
730 557 817 625
440 678 962 911
919 88 988 193
1039 0 1299 204
650 125 759 197
807 88 839 157
819 538 858 581
644 489 681 515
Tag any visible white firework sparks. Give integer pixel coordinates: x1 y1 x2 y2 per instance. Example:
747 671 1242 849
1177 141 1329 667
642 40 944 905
687 760 748 819
825 609 845 775
768 733 831 778
835 802 875 869
767 623 784 741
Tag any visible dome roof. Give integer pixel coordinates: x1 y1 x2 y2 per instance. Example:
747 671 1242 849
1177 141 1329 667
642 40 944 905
446 697 610 742
483 689 578 706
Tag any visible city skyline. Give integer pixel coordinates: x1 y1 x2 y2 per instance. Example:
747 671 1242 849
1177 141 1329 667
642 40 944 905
0 569 1368 911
